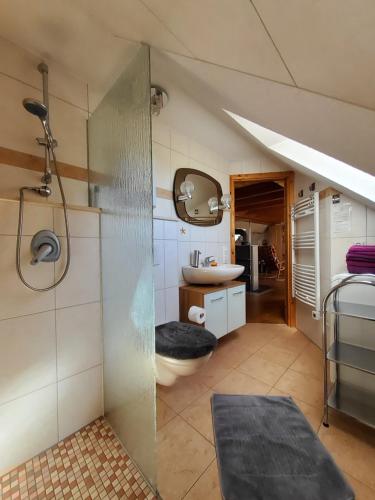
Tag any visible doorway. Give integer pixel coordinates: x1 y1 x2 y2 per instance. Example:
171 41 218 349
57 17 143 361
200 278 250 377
230 172 295 326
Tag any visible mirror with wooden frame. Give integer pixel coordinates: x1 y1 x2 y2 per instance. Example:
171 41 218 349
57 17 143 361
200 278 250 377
173 168 223 226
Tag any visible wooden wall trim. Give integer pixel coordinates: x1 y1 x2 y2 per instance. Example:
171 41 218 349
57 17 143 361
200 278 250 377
0 146 88 182
156 187 173 200
230 171 295 327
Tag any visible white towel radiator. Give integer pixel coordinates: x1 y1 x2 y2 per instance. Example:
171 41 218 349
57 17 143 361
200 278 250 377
291 192 320 319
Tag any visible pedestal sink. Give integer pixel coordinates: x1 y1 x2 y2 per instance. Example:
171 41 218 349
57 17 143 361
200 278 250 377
182 264 245 285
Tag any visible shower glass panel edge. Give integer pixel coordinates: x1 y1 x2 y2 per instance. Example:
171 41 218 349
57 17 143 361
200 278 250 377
87 44 156 489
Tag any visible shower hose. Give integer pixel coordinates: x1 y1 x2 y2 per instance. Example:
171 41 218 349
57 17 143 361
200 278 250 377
16 146 70 291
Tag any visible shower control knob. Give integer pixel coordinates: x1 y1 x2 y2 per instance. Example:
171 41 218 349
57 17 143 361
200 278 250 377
30 230 61 265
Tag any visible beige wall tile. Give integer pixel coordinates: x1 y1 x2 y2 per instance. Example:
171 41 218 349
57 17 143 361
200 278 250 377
0 164 44 201
0 235 55 320
58 365 103 440
0 199 53 235
0 384 58 475
56 302 102 380
48 176 88 207
55 237 100 308
53 208 99 238
0 311 56 405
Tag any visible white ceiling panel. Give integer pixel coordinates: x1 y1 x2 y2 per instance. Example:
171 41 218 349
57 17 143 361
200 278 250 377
253 0 375 109
75 0 192 56
143 0 294 84
0 0 190 106
167 52 375 176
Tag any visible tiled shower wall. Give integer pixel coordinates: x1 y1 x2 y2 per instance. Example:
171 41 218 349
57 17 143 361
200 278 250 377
152 119 231 325
0 37 104 474
0 200 102 475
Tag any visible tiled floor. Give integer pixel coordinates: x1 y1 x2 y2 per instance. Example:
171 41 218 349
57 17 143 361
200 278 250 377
0 418 156 500
156 323 375 500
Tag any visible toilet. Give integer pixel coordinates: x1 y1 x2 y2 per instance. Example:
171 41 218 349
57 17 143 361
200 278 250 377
155 321 217 386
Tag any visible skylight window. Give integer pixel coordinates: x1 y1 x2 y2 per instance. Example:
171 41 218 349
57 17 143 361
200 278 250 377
224 110 375 203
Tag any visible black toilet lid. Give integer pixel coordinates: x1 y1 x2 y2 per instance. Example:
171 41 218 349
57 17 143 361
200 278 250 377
156 321 218 360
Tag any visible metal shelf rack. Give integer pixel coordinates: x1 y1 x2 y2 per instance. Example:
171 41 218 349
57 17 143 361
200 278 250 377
322 274 375 428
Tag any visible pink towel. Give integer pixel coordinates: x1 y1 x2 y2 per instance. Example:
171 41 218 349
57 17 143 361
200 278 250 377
346 245 375 274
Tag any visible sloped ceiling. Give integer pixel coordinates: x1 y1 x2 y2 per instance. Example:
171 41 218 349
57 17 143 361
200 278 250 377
0 0 374 174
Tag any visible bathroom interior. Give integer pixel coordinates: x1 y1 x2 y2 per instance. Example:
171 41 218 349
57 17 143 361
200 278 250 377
0 2 375 500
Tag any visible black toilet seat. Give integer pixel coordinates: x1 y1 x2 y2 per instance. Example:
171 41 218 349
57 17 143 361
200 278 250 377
156 321 217 360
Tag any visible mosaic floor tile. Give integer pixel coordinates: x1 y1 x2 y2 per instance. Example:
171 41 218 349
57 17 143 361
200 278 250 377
0 418 156 499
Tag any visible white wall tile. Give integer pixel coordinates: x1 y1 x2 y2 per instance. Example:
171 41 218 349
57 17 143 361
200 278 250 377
58 366 103 440
205 242 219 261
55 237 100 308
178 241 191 281
171 131 189 156
0 236 55 320
152 118 170 148
54 209 99 238
164 240 178 288
205 228 219 243
153 218 164 239
190 225 206 242
155 289 166 326
153 198 173 218
56 303 102 380
0 311 56 405
153 142 171 190
177 221 191 241
153 240 165 290
0 385 58 475
170 151 189 181
164 220 177 240
165 287 180 322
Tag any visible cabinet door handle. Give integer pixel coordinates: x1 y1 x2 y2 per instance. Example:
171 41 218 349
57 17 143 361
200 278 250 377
210 296 224 303
233 290 244 295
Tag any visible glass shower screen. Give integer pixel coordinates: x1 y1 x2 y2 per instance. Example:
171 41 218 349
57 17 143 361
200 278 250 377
88 44 156 488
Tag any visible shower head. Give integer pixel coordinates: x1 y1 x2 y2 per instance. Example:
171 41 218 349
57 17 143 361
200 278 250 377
22 98 55 149
23 98 48 120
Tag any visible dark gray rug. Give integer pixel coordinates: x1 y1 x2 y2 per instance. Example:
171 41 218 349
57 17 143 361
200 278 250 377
211 394 354 500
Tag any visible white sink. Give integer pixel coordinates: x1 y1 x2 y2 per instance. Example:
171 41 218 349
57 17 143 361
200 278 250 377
182 264 245 285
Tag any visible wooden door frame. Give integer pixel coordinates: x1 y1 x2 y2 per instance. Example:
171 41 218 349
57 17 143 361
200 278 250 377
230 171 295 327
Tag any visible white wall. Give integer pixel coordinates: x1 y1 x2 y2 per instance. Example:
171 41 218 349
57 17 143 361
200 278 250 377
152 118 231 325
0 37 88 205
294 173 375 346
0 40 103 474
